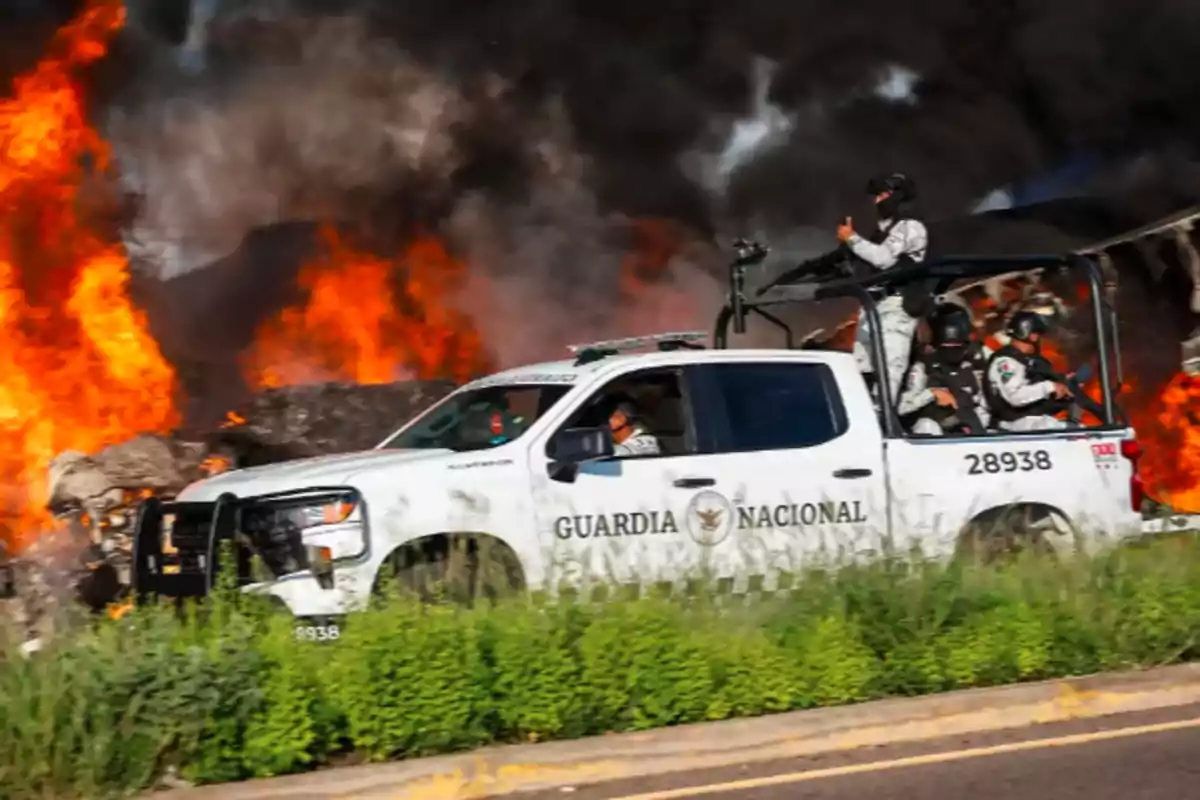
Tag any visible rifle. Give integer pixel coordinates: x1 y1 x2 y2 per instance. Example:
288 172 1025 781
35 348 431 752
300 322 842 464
755 244 855 296
1025 361 1106 423
921 360 987 435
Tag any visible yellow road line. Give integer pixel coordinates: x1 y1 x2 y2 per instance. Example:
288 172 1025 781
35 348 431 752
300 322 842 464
611 716 1200 800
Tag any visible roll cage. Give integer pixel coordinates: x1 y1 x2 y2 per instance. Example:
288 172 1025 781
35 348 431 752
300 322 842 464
712 241 1125 438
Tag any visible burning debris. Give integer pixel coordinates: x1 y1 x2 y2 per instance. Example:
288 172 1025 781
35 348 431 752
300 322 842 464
200 379 456 463
1 378 455 640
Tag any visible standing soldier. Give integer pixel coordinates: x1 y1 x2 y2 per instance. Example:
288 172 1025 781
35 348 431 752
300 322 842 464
838 172 930 405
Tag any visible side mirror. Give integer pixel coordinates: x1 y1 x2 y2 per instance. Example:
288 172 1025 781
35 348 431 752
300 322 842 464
547 426 614 483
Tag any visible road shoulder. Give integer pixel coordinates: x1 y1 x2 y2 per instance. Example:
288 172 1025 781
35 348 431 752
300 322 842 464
148 662 1200 800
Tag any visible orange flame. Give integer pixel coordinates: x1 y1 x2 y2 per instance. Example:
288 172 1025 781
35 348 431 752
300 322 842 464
1129 374 1200 512
199 454 232 476
0 1 179 551
221 410 246 428
242 226 492 388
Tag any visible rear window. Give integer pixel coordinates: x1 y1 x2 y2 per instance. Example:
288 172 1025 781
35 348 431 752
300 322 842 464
708 362 848 452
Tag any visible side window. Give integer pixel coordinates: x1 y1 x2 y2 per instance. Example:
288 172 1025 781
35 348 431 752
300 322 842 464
707 362 848 452
548 368 694 458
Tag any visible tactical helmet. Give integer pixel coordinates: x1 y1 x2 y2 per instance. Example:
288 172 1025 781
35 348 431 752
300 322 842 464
1006 310 1050 342
929 303 973 348
866 172 916 203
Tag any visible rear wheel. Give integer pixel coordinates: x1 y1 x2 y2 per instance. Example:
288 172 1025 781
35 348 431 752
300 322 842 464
955 505 1076 565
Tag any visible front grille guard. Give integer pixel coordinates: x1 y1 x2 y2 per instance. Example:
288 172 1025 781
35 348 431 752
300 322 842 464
131 487 364 604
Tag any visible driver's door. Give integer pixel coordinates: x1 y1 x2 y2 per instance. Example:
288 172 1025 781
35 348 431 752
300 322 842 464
529 366 709 591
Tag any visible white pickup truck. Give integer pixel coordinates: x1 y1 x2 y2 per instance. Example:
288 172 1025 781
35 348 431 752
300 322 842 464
130 252 1160 626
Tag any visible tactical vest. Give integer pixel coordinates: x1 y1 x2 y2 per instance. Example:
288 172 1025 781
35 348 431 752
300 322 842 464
918 354 986 432
860 219 935 318
983 345 1061 422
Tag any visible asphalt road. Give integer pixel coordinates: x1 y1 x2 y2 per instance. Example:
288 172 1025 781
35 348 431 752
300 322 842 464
507 703 1200 800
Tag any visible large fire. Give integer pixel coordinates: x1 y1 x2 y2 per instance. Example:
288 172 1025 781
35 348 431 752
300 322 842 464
0 1 1198 559
0 2 179 551
1130 374 1200 512
241 226 491 388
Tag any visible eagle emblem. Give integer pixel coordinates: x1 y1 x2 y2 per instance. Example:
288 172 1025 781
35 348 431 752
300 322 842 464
685 490 733 546
695 507 723 531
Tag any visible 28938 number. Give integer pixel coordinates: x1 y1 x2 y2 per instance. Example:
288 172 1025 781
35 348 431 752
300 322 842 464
965 450 1052 475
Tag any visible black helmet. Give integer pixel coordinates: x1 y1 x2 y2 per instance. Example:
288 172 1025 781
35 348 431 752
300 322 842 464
929 303 973 348
1006 310 1050 342
866 172 916 203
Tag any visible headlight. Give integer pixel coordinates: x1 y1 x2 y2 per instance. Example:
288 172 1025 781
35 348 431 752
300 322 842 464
238 492 364 580
286 496 359 531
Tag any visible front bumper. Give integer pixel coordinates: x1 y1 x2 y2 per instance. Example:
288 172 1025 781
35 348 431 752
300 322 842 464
131 487 367 607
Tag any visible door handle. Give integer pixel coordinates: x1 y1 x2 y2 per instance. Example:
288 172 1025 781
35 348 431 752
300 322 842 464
832 468 873 479
673 477 716 489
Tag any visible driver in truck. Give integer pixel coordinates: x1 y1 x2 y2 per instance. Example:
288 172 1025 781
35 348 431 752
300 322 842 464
607 395 661 457
839 172 930 406
983 311 1073 432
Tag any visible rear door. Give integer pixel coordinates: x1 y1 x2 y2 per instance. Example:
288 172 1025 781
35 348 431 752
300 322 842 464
685 359 890 589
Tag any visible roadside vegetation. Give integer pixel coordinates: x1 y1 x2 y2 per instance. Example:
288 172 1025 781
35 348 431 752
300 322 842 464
2 534 1200 799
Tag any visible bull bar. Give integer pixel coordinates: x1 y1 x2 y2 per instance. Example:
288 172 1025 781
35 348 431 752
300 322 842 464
131 486 366 605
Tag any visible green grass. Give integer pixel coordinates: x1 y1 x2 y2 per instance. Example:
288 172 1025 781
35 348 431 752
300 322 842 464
3 535 1200 798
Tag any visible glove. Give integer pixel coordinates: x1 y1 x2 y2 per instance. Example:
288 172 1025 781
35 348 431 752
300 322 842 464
836 216 855 243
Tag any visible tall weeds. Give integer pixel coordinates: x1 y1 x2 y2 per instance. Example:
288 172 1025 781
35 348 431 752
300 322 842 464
2 536 1199 799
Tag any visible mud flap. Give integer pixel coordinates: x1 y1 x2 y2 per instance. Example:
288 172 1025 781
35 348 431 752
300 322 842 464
1184 329 1200 375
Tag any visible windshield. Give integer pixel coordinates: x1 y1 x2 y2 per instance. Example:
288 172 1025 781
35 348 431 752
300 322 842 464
379 383 573 451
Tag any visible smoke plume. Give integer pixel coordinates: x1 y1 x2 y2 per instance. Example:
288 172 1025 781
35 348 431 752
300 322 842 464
11 0 1200 392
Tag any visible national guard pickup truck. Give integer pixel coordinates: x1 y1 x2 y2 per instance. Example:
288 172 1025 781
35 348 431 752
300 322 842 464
131 251 1157 628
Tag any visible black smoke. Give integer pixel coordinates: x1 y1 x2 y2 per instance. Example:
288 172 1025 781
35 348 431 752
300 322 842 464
284 0 1200 229
9 0 1200 422
17 0 1200 235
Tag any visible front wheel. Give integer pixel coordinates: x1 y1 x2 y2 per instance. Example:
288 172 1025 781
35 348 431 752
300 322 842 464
375 534 524 607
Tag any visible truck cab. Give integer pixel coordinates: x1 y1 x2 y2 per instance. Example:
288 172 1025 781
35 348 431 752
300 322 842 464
131 251 1153 624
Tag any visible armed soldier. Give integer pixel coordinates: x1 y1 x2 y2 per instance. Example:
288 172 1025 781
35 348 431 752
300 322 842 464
753 172 931 404
983 311 1075 431
898 303 990 436
840 173 930 405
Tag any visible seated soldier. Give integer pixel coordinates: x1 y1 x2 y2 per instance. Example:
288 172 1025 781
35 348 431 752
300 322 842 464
983 311 1073 432
897 303 991 436
607 395 661 456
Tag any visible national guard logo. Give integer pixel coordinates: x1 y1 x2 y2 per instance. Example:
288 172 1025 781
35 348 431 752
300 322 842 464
685 490 733 547
997 359 1016 383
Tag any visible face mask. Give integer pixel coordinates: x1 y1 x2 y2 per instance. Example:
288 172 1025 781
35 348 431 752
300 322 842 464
875 194 901 221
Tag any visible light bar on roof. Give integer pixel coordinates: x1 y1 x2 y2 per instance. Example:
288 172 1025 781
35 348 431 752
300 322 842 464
565 331 707 355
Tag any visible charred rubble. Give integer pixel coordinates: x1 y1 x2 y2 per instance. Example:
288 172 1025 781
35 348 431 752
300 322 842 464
0 378 453 637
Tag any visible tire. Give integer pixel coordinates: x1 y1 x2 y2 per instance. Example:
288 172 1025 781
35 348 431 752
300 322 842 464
378 534 524 607
955 506 1064 566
